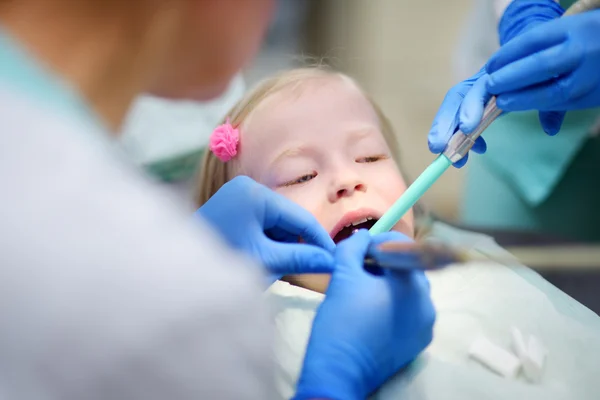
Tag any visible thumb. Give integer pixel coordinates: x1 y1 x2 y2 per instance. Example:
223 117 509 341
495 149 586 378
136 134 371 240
428 91 461 154
459 74 491 134
263 241 335 276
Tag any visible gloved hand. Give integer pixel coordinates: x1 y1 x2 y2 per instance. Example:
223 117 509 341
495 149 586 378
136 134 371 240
486 4 600 136
294 230 436 400
195 175 335 278
428 0 565 165
428 68 490 168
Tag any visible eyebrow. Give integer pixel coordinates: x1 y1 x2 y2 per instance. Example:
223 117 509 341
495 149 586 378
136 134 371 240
269 146 310 168
347 128 377 142
268 127 380 167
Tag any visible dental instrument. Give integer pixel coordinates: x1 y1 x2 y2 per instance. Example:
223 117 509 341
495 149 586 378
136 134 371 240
364 239 600 272
363 239 516 272
365 240 469 271
368 0 600 237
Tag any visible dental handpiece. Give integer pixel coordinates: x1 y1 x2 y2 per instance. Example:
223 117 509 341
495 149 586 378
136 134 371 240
441 97 503 163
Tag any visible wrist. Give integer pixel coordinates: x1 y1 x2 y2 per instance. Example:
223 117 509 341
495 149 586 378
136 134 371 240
499 0 564 44
294 355 367 400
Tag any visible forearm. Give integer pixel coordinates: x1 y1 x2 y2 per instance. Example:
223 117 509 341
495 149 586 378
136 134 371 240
0 131 274 399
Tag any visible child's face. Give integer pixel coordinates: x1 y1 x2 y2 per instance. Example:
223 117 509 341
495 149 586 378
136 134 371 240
237 76 414 245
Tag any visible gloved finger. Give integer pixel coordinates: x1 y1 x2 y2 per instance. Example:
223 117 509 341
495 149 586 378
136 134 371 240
263 189 335 253
538 111 565 136
428 89 462 154
387 271 433 330
487 42 581 95
264 241 336 275
459 74 491 134
364 232 414 276
334 229 372 272
486 23 566 74
495 74 577 112
471 136 487 154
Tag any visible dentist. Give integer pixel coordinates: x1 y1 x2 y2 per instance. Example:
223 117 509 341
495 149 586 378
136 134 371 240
0 1 435 399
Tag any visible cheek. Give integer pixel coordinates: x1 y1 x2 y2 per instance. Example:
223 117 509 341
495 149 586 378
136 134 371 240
368 165 415 235
369 164 408 201
274 184 326 226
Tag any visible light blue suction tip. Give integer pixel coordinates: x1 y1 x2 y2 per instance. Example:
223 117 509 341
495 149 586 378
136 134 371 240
369 155 452 235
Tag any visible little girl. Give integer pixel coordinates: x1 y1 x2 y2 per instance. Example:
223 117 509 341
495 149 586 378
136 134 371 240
194 67 600 399
194 67 415 293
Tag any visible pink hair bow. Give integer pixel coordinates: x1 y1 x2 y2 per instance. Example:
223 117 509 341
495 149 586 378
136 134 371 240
209 117 240 162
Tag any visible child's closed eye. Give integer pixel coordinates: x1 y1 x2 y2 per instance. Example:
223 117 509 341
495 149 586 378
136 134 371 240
356 154 388 163
280 172 317 187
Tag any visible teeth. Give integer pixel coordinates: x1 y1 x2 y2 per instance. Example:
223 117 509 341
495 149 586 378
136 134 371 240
351 218 368 226
342 217 376 230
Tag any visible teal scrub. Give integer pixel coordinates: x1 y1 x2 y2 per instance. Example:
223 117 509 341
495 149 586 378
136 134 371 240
0 29 104 133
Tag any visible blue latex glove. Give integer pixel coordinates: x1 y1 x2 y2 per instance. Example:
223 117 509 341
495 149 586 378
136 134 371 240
195 175 335 278
429 0 564 165
486 4 600 136
294 230 436 400
428 69 489 168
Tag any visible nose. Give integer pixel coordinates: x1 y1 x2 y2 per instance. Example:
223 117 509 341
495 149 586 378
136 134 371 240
329 173 367 202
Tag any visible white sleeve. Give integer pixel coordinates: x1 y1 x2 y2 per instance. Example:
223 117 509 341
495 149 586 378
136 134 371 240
0 91 274 400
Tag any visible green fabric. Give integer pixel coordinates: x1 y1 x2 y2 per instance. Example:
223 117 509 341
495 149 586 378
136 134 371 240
0 28 104 133
481 109 600 206
462 134 600 242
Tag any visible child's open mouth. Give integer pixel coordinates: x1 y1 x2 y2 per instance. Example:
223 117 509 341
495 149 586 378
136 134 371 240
332 219 378 244
329 209 381 244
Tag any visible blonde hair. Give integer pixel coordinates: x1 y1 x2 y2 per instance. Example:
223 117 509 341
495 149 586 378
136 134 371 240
194 67 402 207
